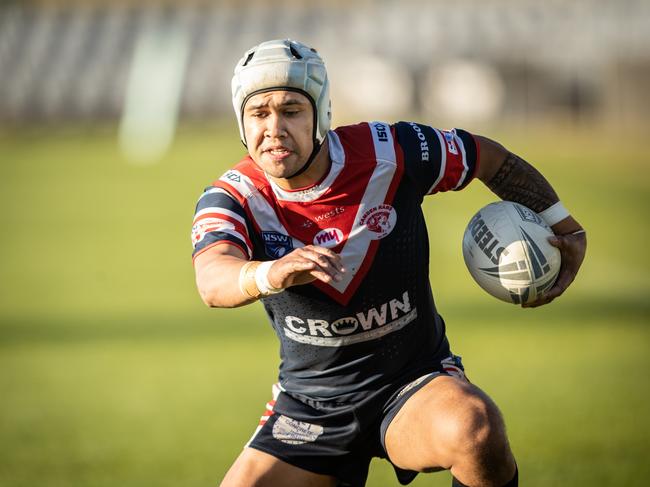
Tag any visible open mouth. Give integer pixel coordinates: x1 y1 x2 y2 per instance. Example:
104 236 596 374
264 147 293 160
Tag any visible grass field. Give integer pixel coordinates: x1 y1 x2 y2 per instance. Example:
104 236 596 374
0 122 648 486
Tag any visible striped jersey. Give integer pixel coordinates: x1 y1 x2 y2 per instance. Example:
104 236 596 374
192 121 479 404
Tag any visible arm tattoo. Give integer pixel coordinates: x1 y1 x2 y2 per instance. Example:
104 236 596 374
486 152 559 213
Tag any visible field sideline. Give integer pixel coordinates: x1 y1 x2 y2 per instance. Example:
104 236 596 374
0 123 648 486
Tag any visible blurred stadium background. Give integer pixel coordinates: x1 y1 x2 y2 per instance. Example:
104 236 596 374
0 1 648 486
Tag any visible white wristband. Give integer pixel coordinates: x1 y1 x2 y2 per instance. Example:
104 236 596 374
539 201 570 227
255 261 284 296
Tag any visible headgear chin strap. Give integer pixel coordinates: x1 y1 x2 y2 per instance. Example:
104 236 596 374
285 140 322 179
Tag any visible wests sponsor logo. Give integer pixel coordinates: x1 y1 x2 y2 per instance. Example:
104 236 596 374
302 206 345 230
261 231 293 258
313 228 344 248
283 291 417 346
360 204 397 240
315 206 345 222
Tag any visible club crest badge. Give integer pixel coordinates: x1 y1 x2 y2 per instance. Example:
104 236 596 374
359 204 397 240
261 231 293 258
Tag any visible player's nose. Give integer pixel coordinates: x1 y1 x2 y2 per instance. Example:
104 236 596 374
264 112 288 139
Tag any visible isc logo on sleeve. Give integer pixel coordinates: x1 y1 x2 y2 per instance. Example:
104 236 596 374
372 122 389 142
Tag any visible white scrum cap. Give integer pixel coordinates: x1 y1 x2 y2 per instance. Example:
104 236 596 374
231 39 331 146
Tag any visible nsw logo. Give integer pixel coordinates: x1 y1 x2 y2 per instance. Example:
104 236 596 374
313 228 344 248
262 231 293 258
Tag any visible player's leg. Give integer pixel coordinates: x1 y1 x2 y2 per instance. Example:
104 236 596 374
220 447 337 487
384 375 516 487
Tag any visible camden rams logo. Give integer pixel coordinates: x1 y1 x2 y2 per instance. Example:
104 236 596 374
360 204 397 240
261 231 293 258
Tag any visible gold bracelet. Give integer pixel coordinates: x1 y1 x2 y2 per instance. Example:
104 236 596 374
238 262 252 297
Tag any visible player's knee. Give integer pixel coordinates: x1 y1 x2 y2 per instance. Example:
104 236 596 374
446 394 509 464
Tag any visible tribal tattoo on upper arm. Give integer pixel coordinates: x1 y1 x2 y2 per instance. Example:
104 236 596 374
486 152 559 213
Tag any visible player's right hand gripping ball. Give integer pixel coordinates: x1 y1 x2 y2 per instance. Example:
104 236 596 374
462 201 561 305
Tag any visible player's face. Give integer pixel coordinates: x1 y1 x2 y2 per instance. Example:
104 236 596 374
243 91 314 179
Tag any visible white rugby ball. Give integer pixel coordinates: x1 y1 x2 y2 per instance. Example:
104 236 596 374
462 201 561 305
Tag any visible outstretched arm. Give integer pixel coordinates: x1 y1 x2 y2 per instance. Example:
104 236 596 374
194 243 345 308
474 136 587 308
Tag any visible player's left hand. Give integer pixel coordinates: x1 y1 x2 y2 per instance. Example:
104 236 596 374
522 230 587 308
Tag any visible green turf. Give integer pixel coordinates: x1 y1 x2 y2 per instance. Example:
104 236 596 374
0 123 648 486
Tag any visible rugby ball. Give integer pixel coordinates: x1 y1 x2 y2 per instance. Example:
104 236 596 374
462 201 561 305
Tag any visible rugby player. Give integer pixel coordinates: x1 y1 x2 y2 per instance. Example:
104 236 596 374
192 39 586 487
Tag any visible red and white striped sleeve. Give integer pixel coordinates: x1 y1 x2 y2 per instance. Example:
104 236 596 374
191 184 253 262
392 122 480 198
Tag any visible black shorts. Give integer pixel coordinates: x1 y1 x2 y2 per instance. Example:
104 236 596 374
246 354 466 487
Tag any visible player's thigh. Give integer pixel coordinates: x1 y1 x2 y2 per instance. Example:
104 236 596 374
384 375 506 472
220 447 337 487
